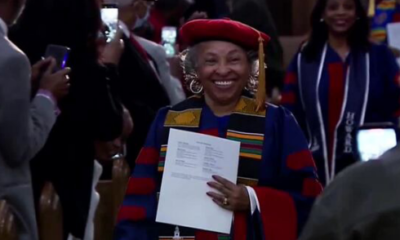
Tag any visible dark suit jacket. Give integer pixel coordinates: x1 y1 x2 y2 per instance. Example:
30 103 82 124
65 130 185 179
117 35 170 170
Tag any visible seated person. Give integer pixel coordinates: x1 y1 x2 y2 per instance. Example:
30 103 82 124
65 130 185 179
114 19 322 240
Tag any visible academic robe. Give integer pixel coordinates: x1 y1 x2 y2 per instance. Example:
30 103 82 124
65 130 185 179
282 43 400 185
114 95 322 240
371 0 400 44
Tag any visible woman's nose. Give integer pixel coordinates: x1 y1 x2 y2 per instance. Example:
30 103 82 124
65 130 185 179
215 63 230 76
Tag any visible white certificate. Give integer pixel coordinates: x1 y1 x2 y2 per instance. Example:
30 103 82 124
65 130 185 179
156 129 240 234
387 23 400 66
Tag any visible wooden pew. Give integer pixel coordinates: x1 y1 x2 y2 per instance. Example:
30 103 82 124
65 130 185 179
0 200 17 240
94 157 130 240
33 156 130 240
39 183 63 240
112 157 130 216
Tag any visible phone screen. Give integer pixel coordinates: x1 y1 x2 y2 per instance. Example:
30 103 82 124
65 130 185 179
101 4 119 43
357 128 397 161
44 45 70 72
162 27 177 57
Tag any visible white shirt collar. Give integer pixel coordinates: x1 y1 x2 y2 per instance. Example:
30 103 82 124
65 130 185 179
118 21 130 38
0 17 8 36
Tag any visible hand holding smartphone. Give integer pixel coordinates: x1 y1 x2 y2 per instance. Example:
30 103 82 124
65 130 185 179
36 44 71 101
356 123 398 161
101 4 119 43
101 29 124 65
162 26 177 57
44 45 70 72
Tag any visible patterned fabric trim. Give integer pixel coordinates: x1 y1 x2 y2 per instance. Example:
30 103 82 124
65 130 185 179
377 1 396 9
227 130 264 160
164 109 202 128
158 145 167 172
237 177 259 187
233 97 266 117
371 28 387 40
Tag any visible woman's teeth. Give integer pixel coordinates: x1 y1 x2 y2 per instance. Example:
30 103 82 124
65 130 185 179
214 81 233 86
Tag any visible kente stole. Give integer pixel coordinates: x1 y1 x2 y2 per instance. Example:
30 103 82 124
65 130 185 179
156 96 267 239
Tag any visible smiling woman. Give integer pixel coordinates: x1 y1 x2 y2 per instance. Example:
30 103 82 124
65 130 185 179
184 45 259 100
186 41 252 115
115 19 322 240
282 0 400 185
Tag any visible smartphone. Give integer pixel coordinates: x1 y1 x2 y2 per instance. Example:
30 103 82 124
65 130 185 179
44 45 70 72
161 26 177 57
356 123 397 162
101 4 119 43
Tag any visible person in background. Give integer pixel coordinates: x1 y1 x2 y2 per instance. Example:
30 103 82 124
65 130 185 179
114 0 171 170
184 0 217 19
229 0 285 97
371 0 400 44
281 0 400 185
148 0 192 43
299 145 400 240
117 0 185 105
9 0 124 238
114 19 321 240
0 0 70 239
135 35 186 104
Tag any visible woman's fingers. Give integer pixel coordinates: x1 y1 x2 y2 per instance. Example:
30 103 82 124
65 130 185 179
206 191 231 210
207 181 231 195
212 175 236 191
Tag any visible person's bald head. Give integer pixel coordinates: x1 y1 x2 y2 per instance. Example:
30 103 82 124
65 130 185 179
0 0 26 25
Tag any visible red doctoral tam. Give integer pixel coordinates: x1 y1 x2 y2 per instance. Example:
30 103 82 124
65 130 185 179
180 19 270 50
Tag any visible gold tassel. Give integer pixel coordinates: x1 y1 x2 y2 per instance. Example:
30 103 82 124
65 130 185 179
368 0 375 17
255 35 266 112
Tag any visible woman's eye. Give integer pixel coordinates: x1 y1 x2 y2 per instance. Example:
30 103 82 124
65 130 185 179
327 3 339 11
228 58 241 64
205 59 217 64
344 3 355 10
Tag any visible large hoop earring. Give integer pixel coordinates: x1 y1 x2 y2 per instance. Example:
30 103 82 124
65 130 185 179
246 74 257 94
190 80 203 94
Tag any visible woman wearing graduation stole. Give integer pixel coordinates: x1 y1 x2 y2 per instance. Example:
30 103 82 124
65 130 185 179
115 19 322 240
282 0 400 185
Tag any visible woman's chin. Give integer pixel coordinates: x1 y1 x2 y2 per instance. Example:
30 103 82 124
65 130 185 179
208 92 241 106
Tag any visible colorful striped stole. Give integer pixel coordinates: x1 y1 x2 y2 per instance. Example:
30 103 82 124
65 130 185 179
154 95 267 239
226 130 263 160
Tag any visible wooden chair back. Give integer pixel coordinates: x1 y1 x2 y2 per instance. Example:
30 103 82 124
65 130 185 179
0 200 17 240
39 183 63 240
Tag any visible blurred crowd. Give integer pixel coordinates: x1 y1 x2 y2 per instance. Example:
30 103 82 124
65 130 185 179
1 0 400 239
